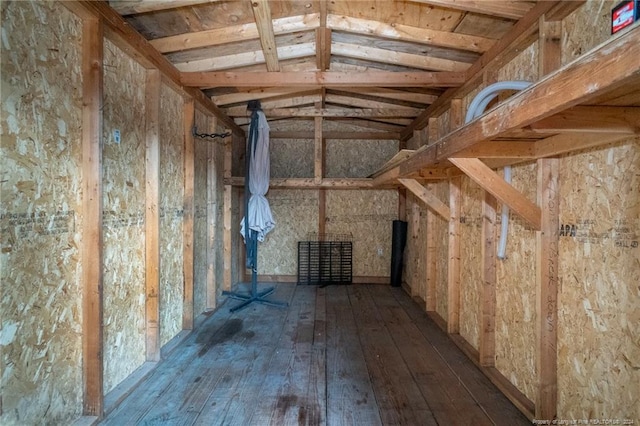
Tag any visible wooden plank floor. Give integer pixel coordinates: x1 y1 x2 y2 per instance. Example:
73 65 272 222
100 284 529 426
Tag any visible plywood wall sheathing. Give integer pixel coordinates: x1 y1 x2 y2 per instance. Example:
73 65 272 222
326 190 398 278
562 0 612 66
259 190 319 276
326 139 399 178
433 180 450 321
458 176 483 349
557 139 640 420
159 84 185 346
101 39 147 394
495 163 538 403
0 3 83 423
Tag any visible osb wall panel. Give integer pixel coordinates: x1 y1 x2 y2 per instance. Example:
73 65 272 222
159 83 184 346
258 190 319 275
492 38 539 403
557 139 640 421
433 181 450 320
193 111 209 317
231 187 242 286
458 176 483 349
0 3 83 424
495 163 537 403
102 39 146 393
325 190 398 277
562 0 611 66
271 138 314 178
325 139 398 178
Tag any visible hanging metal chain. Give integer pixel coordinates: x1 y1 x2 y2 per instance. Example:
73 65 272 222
192 126 231 140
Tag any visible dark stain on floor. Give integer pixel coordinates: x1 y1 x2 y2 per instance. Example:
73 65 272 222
197 318 244 357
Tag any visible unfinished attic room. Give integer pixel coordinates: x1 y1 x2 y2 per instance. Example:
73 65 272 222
2 0 640 424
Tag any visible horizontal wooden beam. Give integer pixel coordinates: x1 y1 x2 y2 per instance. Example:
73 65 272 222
175 43 315 72
406 0 533 19
225 94 321 116
449 158 541 230
535 132 634 158
327 14 493 54
181 71 466 88
325 93 422 112
213 87 317 106
109 0 220 15
269 131 399 140
452 141 538 158
261 107 420 118
335 87 439 105
332 41 471 72
151 14 319 53
529 106 640 134
398 178 450 220
226 177 397 189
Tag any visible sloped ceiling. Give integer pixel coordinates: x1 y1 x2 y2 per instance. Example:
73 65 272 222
109 0 538 135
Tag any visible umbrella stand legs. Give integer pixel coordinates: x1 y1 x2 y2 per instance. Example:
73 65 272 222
222 231 289 313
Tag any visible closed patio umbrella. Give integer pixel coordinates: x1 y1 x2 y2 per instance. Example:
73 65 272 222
223 103 288 312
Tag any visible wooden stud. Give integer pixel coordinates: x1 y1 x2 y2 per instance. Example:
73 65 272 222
479 192 497 367
206 117 218 310
81 15 104 417
535 158 559 420
145 69 161 362
223 136 233 292
180 71 466 89
428 117 439 144
183 100 195 330
425 205 437 312
538 15 562 77
314 115 323 184
447 176 461 334
449 98 463 132
449 158 542 231
409 199 421 298
398 179 450 221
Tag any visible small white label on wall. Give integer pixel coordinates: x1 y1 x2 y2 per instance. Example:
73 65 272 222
113 129 121 144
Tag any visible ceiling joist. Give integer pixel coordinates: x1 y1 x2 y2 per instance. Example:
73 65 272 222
406 0 533 20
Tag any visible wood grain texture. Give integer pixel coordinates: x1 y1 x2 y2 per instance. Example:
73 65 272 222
183 100 195 330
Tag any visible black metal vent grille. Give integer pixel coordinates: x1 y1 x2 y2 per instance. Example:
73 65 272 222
297 241 352 286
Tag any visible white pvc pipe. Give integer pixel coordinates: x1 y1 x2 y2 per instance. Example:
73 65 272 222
464 81 532 260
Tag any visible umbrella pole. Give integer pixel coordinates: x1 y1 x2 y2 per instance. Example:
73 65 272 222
223 109 288 313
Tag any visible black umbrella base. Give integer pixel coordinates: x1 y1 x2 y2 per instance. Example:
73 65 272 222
222 286 289 313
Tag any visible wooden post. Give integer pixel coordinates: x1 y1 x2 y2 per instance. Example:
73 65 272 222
539 16 562 78
447 176 461 334
314 115 323 184
480 192 497 366
81 15 104 416
409 199 420 298
535 158 559 420
145 69 161 362
425 205 437 312
450 98 463 131
206 117 218 310
183 99 195 330
398 138 407 221
223 135 233 291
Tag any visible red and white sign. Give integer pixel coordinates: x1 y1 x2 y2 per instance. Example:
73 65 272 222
612 0 638 34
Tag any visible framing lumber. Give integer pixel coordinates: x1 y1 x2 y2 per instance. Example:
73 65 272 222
529 106 640 134
213 87 317 106
535 133 632 159
269 131 400 140
453 141 537 158
325 93 423 112
425 205 437 312
447 176 461 334
222 139 233 292
251 0 280 72
317 0 329 71
183 100 195 330
108 0 221 15
180 71 466 88
535 158 560 420
449 158 541 231
331 42 471 72
206 117 219 310
72 1 242 135
479 192 497 367
327 14 493 54
398 179 450 220
336 87 439 105
144 69 161 362
225 93 321 116
314 115 323 184
261 107 420 118
175 43 315 72
226 177 391 189
406 0 532 20
81 15 104 417
150 14 320 53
